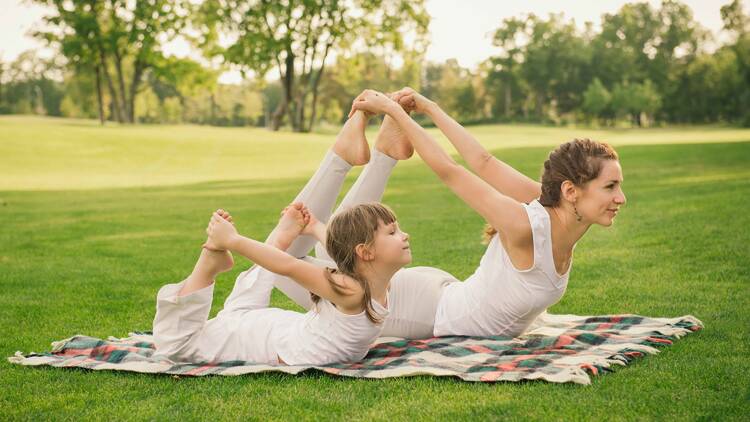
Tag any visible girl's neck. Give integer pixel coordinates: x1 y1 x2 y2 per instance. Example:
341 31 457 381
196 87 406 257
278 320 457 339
358 263 398 308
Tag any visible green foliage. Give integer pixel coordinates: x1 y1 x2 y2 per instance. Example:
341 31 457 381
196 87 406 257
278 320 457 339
198 0 429 131
4 0 750 127
611 80 662 126
582 78 611 122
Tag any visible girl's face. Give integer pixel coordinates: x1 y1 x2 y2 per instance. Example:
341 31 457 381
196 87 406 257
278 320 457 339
371 220 412 267
578 160 627 227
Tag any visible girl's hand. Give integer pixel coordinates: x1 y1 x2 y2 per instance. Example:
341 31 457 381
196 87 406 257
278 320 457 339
348 89 398 118
300 205 320 236
392 87 435 114
205 210 240 250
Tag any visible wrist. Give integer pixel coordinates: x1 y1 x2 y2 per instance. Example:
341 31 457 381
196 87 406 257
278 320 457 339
385 102 406 118
423 100 439 117
227 234 244 251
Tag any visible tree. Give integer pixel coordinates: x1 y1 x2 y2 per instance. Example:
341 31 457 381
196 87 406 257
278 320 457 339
582 78 611 124
34 0 191 124
720 0 750 125
199 0 429 132
488 17 529 119
612 80 661 126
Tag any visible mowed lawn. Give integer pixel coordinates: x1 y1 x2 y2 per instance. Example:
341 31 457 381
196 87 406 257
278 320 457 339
1 115 748 420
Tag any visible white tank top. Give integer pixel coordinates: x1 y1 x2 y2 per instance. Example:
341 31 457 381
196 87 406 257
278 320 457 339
272 292 390 366
433 199 573 337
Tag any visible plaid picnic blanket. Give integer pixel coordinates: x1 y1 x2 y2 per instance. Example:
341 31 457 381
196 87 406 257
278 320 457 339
8 311 703 385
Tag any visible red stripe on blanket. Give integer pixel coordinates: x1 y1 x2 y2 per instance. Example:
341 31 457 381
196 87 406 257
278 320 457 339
479 371 503 381
553 335 575 348
184 365 215 376
580 363 598 375
466 345 494 354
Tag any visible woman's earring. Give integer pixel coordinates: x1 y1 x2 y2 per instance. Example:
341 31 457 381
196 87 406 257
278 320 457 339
573 202 582 222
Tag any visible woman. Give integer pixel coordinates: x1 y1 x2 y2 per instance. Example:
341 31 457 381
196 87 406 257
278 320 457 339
348 87 626 338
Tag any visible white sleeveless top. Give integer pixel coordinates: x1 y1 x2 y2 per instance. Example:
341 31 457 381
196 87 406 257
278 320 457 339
433 199 573 338
272 292 390 366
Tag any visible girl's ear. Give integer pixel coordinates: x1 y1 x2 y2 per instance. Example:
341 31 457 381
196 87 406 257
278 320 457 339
355 243 375 261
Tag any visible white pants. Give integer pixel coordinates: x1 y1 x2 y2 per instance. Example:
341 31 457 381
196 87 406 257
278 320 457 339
152 264 298 364
152 147 459 364
265 148 458 339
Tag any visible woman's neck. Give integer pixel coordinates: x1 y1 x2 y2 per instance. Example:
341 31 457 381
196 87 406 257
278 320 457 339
547 205 590 253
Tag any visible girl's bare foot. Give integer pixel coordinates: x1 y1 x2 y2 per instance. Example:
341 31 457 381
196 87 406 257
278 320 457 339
374 114 414 160
199 209 234 273
195 247 234 277
332 110 370 166
273 202 308 251
178 209 234 296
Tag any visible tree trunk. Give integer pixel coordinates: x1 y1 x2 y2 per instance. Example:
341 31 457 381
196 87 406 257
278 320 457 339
271 100 287 130
97 48 124 123
284 51 299 131
306 41 333 132
94 63 105 125
112 48 131 123
535 92 544 119
504 83 512 118
128 59 145 123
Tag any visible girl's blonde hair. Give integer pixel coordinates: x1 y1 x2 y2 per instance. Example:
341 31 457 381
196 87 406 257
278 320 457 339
312 202 398 324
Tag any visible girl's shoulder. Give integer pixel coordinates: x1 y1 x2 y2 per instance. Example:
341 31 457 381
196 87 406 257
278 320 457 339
323 268 366 311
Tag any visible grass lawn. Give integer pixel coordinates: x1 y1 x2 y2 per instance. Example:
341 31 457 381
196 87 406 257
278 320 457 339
1 115 748 420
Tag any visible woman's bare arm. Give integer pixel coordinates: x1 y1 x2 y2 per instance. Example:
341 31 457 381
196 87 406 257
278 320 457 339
350 93 532 247
426 103 542 203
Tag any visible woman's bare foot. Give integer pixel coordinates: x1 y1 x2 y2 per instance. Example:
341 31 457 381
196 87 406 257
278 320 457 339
332 110 370 166
374 114 414 160
273 202 308 251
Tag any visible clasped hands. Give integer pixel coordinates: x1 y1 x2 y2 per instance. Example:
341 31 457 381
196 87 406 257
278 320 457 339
347 87 433 119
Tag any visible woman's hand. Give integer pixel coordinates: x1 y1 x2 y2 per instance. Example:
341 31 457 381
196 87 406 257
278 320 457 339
205 210 240 251
348 89 399 118
391 87 435 114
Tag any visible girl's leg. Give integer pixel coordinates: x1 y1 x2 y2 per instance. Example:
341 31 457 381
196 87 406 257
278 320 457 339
153 241 234 360
221 206 312 315
314 115 411 261
266 112 370 308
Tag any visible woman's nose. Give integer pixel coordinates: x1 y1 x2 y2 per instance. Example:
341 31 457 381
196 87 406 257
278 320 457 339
616 189 626 205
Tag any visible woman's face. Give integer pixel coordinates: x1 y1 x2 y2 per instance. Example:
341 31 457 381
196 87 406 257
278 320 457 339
578 160 626 227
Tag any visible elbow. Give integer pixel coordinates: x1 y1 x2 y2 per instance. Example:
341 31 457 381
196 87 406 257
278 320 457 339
437 162 463 183
475 151 494 173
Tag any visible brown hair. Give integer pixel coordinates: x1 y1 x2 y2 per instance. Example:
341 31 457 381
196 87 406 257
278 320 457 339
311 202 398 324
482 138 619 243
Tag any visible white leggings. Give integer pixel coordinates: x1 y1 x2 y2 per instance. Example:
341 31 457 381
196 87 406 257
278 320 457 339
264 148 458 339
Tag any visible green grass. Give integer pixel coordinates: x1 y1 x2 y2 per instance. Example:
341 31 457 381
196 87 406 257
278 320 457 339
1 115 749 420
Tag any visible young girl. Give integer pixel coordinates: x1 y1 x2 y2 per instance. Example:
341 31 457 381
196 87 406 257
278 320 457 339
151 101 422 365
349 88 627 338
152 199 410 366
